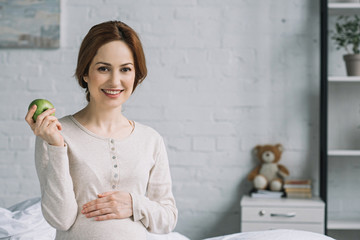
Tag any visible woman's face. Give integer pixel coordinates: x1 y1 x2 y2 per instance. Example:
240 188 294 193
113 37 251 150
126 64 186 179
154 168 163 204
84 40 135 109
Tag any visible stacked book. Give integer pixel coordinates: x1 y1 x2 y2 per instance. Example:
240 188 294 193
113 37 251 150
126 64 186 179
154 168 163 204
284 179 312 199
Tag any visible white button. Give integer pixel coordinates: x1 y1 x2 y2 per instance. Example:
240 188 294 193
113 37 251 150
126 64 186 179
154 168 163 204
112 156 116 159
111 147 115 151
114 164 117 168
110 139 114 144
114 173 118 178
112 185 116 189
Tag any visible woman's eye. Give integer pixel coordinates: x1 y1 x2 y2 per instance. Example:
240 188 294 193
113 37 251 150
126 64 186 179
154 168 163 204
121 67 131 72
98 66 109 72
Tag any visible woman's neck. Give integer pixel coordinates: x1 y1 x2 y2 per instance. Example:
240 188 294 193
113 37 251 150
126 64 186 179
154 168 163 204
73 103 131 138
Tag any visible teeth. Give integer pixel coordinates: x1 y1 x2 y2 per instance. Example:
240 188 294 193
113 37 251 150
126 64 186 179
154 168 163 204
103 90 122 95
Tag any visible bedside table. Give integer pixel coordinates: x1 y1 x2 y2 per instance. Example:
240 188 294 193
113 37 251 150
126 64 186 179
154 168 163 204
240 195 325 234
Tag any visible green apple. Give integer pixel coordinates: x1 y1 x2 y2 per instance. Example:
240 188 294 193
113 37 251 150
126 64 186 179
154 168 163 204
28 99 55 122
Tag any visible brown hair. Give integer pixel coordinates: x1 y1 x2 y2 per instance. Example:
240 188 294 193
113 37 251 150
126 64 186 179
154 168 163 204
75 21 147 102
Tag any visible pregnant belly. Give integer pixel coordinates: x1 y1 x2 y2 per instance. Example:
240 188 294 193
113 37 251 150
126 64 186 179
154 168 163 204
55 214 146 240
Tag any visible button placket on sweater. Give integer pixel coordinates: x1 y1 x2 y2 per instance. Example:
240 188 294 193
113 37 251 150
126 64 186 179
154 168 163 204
109 139 119 189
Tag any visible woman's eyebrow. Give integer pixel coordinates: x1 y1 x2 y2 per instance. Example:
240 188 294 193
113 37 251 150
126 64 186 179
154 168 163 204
95 61 111 66
95 62 133 66
120 62 134 66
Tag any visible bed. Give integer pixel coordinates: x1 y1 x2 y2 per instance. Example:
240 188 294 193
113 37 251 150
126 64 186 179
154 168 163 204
0 197 189 240
203 229 336 240
0 197 335 240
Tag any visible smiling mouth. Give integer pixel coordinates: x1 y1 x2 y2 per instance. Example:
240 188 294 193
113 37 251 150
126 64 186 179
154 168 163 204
102 89 124 95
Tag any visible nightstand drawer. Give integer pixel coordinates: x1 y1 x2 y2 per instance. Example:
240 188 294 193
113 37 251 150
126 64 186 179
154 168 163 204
242 206 324 223
242 222 324 234
240 196 325 234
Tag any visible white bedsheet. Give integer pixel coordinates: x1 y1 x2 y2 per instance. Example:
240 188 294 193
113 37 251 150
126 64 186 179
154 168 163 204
0 197 189 240
204 229 336 240
0 197 55 240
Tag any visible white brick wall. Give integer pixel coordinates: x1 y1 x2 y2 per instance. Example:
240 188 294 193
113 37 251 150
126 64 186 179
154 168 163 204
0 0 327 239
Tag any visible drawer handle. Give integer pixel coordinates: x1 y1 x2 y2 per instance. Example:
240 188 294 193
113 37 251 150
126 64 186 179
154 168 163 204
258 210 266 216
270 212 296 218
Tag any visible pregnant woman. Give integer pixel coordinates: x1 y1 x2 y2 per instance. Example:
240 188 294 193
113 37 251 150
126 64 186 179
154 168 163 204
25 21 177 239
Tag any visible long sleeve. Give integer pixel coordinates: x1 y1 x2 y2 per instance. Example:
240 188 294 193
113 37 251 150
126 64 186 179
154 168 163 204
130 137 178 234
34 136 78 231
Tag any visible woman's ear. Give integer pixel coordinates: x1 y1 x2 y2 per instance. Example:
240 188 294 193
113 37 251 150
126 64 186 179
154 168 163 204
83 76 88 83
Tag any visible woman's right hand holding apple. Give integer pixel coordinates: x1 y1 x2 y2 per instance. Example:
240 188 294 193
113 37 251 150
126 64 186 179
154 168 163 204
25 105 64 147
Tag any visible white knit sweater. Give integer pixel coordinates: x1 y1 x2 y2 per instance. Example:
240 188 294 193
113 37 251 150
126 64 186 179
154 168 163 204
35 115 178 240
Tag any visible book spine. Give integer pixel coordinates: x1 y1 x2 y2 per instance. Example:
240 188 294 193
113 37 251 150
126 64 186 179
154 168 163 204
285 188 312 193
283 184 311 189
284 180 311 185
286 192 312 198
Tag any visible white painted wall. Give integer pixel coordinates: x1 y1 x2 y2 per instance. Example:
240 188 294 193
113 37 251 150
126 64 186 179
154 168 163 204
3 0 352 239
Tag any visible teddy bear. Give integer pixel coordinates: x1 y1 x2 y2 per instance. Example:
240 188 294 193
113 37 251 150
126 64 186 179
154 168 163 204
247 144 289 191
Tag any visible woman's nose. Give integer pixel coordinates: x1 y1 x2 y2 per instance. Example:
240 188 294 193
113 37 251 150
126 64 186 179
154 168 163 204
110 70 121 85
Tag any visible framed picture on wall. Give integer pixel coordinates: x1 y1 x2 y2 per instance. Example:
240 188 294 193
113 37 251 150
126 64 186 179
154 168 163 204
0 0 60 49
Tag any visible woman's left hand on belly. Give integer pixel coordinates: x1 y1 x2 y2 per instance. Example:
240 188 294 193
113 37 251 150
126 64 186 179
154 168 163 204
81 191 133 221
